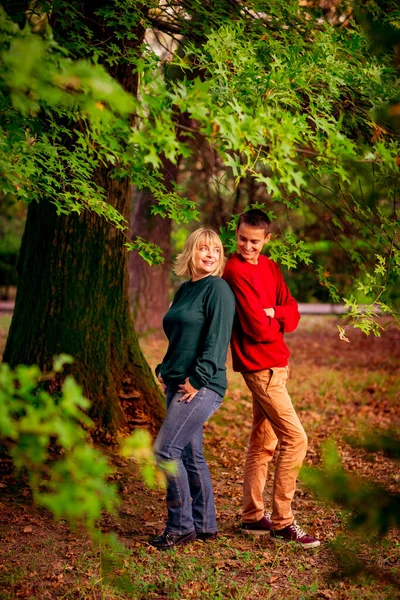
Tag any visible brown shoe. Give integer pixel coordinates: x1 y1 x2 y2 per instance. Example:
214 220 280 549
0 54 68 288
270 522 320 549
241 513 272 535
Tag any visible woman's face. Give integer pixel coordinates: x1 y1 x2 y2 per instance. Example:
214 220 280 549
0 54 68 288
192 239 221 280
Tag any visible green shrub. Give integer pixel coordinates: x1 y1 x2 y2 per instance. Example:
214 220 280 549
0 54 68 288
0 355 119 530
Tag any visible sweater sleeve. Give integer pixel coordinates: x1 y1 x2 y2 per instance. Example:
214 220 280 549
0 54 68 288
273 264 300 333
224 268 281 343
189 280 235 391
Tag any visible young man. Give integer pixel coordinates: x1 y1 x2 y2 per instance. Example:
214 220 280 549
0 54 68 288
223 209 320 549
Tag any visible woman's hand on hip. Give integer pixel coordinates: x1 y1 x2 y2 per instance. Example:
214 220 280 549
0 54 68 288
157 373 167 393
178 378 199 403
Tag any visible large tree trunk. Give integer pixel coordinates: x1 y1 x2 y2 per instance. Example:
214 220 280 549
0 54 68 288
4 171 164 434
129 159 178 333
3 2 165 435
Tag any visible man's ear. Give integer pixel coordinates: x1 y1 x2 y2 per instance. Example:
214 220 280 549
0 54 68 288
264 233 271 244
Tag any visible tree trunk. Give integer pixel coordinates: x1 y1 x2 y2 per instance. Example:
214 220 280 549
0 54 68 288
129 159 178 333
4 169 164 435
3 2 165 435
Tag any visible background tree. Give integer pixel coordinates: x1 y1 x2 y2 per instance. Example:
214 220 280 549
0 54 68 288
0 195 25 300
129 157 178 333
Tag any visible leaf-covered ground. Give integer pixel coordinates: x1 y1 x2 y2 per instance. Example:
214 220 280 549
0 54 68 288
0 315 399 599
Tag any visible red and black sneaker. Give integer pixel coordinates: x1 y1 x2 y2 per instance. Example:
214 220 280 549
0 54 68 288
241 513 272 535
270 521 320 549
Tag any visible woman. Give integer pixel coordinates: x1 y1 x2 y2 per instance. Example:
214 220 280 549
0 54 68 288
151 228 235 550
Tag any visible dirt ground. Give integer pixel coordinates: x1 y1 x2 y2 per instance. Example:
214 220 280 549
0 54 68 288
0 315 399 599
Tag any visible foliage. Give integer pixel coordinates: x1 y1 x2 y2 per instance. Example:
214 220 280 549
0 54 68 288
0 355 120 529
0 0 399 335
125 236 165 267
301 439 400 534
0 352 176 597
346 427 400 459
0 349 169 522
121 427 173 488
174 10 399 332
157 1 400 332
0 5 196 249
301 437 400 584
0 8 131 222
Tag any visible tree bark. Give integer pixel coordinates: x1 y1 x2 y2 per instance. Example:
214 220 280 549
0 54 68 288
129 159 178 333
4 171 164 435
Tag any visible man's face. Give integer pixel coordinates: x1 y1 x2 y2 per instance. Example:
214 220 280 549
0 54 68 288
236 223 270 264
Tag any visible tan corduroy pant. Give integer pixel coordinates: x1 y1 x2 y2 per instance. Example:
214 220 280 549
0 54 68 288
242 367 307 530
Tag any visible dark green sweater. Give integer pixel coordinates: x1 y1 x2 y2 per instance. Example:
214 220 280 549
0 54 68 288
156 276 235 397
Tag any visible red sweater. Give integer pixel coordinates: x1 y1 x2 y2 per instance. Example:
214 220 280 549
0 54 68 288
223 253 300 372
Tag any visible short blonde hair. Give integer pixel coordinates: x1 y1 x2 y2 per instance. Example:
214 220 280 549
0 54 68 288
174 228 225 278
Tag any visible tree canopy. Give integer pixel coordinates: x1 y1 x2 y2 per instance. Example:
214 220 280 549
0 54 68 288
1 1 399 335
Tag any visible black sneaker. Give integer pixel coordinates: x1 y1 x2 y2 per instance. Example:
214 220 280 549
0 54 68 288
196 531 218 541
270 522 320 549
150 529 197 550
241 513 272 535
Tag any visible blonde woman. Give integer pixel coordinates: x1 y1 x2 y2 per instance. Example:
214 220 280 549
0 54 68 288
151 229 235 550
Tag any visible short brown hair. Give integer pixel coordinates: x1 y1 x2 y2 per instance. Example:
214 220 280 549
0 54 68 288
237 209 271 234
174 228 225 278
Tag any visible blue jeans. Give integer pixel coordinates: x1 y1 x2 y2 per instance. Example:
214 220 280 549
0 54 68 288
153 386 222 535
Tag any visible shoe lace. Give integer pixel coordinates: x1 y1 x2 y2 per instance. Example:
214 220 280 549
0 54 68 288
292 521 307 538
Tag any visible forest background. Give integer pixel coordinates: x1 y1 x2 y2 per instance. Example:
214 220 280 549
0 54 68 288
0 0 399 598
